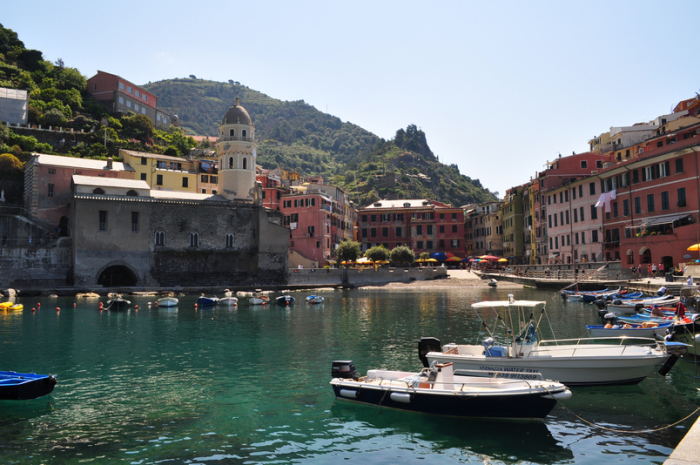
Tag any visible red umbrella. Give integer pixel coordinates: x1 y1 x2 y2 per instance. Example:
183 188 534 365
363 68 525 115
480 255 499 260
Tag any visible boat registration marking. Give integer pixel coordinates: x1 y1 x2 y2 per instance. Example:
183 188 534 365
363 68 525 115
477 366 542 380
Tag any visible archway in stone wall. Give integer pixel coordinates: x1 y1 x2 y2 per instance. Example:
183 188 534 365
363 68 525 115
97 265 138 287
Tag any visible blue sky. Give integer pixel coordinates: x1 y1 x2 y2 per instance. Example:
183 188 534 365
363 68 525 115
5 1 699 198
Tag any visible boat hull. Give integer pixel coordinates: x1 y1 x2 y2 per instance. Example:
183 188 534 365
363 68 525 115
330 379 561 419
156 297 178 307
586 323 672 339
0 372 57 400
426 346 668 386
196 297 219 307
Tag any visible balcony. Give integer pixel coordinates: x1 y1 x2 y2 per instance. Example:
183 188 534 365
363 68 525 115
217 136 256 143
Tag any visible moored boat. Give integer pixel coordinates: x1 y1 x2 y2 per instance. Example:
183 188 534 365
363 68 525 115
219 296 238 306
419 294 684 386
306 295 324 304
0 371 57 400
665 314 700 359
196 296 219 307
107 296 130 310
276 294 295 306
0 301 13 310
330 360 571 420
8 303 23 311
156 297 179 307
586 321 673 338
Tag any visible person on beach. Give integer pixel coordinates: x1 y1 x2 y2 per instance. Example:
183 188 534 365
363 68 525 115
652 263 657 278
647 264 652 278
630 265 636 280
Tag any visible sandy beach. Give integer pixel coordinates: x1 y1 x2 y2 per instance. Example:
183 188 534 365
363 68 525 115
371 269 524 289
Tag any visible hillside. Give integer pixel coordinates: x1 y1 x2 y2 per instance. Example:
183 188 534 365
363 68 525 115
144 78 498 205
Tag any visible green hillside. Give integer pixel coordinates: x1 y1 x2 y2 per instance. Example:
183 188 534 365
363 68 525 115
145 78 498 205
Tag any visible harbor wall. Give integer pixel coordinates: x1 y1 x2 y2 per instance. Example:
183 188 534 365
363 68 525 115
287 266 448 287
0 240 71 289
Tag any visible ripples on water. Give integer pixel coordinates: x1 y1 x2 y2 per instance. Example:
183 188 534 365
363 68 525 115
0 287 697 464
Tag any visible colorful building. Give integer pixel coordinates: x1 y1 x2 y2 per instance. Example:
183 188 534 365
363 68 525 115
120 149 197 193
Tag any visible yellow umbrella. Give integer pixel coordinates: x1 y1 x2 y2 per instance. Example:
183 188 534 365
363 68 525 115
498 258 508 263
687 244 700 251
415 258 425 263
426 258 438 263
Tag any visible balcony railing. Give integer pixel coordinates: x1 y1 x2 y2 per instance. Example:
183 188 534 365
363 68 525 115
217 136 256 143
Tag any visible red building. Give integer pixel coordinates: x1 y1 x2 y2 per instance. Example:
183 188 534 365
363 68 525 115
281 191 333 266
598 130 700 270
357 199 466 258
87 71 170 129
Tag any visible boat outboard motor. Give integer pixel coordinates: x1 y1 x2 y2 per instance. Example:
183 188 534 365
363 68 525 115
603 312 617 325
612 299 622 306
331 360 358 380
418 337 442 367
634 303 645 313
594 298 607 310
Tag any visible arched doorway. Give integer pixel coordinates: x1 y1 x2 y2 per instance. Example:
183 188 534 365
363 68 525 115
97 265 138 287
639 247 652 264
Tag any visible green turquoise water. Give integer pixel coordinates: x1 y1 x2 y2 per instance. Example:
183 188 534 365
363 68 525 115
0 287 698 464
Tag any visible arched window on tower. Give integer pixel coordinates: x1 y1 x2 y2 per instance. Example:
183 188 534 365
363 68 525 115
155 230 165 246
243 158 247 170
93 188 105 195
242 129 247 138
229 129 234 137
229 157 234 169
189 232 199 248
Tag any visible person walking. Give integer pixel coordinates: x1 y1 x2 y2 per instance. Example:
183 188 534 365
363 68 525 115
630 265 637 280
658 262 665 278
647 263 652 278
652 263 657 278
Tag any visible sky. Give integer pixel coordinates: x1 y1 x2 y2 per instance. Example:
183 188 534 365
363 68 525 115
4 1 700 198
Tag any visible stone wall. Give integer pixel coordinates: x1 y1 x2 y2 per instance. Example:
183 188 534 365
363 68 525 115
0 243 71 288
288 267 447 287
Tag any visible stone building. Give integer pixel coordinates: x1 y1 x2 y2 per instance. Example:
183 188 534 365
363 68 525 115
69 100 289 287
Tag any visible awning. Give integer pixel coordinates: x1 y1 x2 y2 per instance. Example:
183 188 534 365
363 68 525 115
626 214 691 228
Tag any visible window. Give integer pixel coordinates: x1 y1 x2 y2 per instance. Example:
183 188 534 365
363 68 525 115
135 90 140 98
589 182 595 195
417 241 424 249
427 240 433 249
427 225 433 234
678 187 687 207
48 183 54 198
182 177 189 188
574 209 578 222
371 228 376 237
592 230 598 243
647 194 655 212
99 210 107 231
661 191 670 210
634 197 641 214
676 158 684 173
396 227 402 237
581 160 588 169
242 130 247 138
126 101 131 108
579 206 584 221
131 212 139 232
579 185 583 198
140 173 147 181
632 170 639 183
119 82 125 90
417 225 423 235
612 202 618 218
127 86 132 94
226 233 234 248
155 231 164 246
201 174 209 183
623 199 629 216
189 232 199 247
242 158 247 170
156 174 163 186
228 157 233 169
452 225 458 233
451 239 460 247
581 232 586 244
590 205 597 220
141 157 147 165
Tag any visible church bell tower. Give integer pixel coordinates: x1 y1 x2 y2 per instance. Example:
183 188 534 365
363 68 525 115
216 98 257 201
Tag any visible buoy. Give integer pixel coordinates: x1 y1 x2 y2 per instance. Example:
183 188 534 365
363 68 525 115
73 302 76 307
56 307 60 312
31 308 35 312
37 303 41 308
135 305 139 310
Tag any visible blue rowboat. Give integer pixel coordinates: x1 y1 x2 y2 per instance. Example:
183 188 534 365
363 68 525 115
0 371 57 400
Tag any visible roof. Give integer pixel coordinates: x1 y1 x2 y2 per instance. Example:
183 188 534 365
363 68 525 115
72 175 149 189
222 99 252 125
149 190 226 201
32 153 133 172
363 199 433 209
120 149 192 163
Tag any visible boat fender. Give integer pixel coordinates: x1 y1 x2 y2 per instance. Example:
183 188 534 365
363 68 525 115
339 389 358 399
390 392 412 404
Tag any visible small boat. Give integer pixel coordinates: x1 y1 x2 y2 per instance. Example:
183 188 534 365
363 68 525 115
0 371 57 400
196 296 219 307
666 315 700 359
219 296 238 306
306 295 324 304
0 302 13 310
419 294 684 386
565 294 584 302
276 294 295 306
487 279 497 287
330 360 571 420
249 295 270 305
586 321 674 338
8 304 23 311
156 297 179 307
106 296 130 310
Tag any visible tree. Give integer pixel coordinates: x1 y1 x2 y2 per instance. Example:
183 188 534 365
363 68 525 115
122 114 154 144
365 245 389 262
41 108 67 127
389 246 414 266
419 252 430 260
336 240 361 264
0 153 24 174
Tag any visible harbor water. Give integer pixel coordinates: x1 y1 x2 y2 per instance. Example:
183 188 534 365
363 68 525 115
0 286 699 464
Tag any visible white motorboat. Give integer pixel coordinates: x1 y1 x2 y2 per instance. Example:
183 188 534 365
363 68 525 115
156 297 179 307
219 296 238 306
586 321 673 338
419 294 685 386
330 360 571 420
249 294 270 305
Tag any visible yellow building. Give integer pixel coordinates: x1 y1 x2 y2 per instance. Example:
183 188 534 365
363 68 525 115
120 149 197 193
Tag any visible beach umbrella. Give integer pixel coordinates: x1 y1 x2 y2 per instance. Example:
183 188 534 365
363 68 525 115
446 256 462 262
415 258 425 263
431 252 447 261
687 244 700 251
426 258 438 263
480 255 499 260
498 258 508 263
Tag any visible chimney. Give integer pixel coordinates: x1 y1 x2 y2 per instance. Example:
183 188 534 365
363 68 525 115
107 157 113 170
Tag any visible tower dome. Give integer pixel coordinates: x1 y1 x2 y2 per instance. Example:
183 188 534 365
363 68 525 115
222 98 252 125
